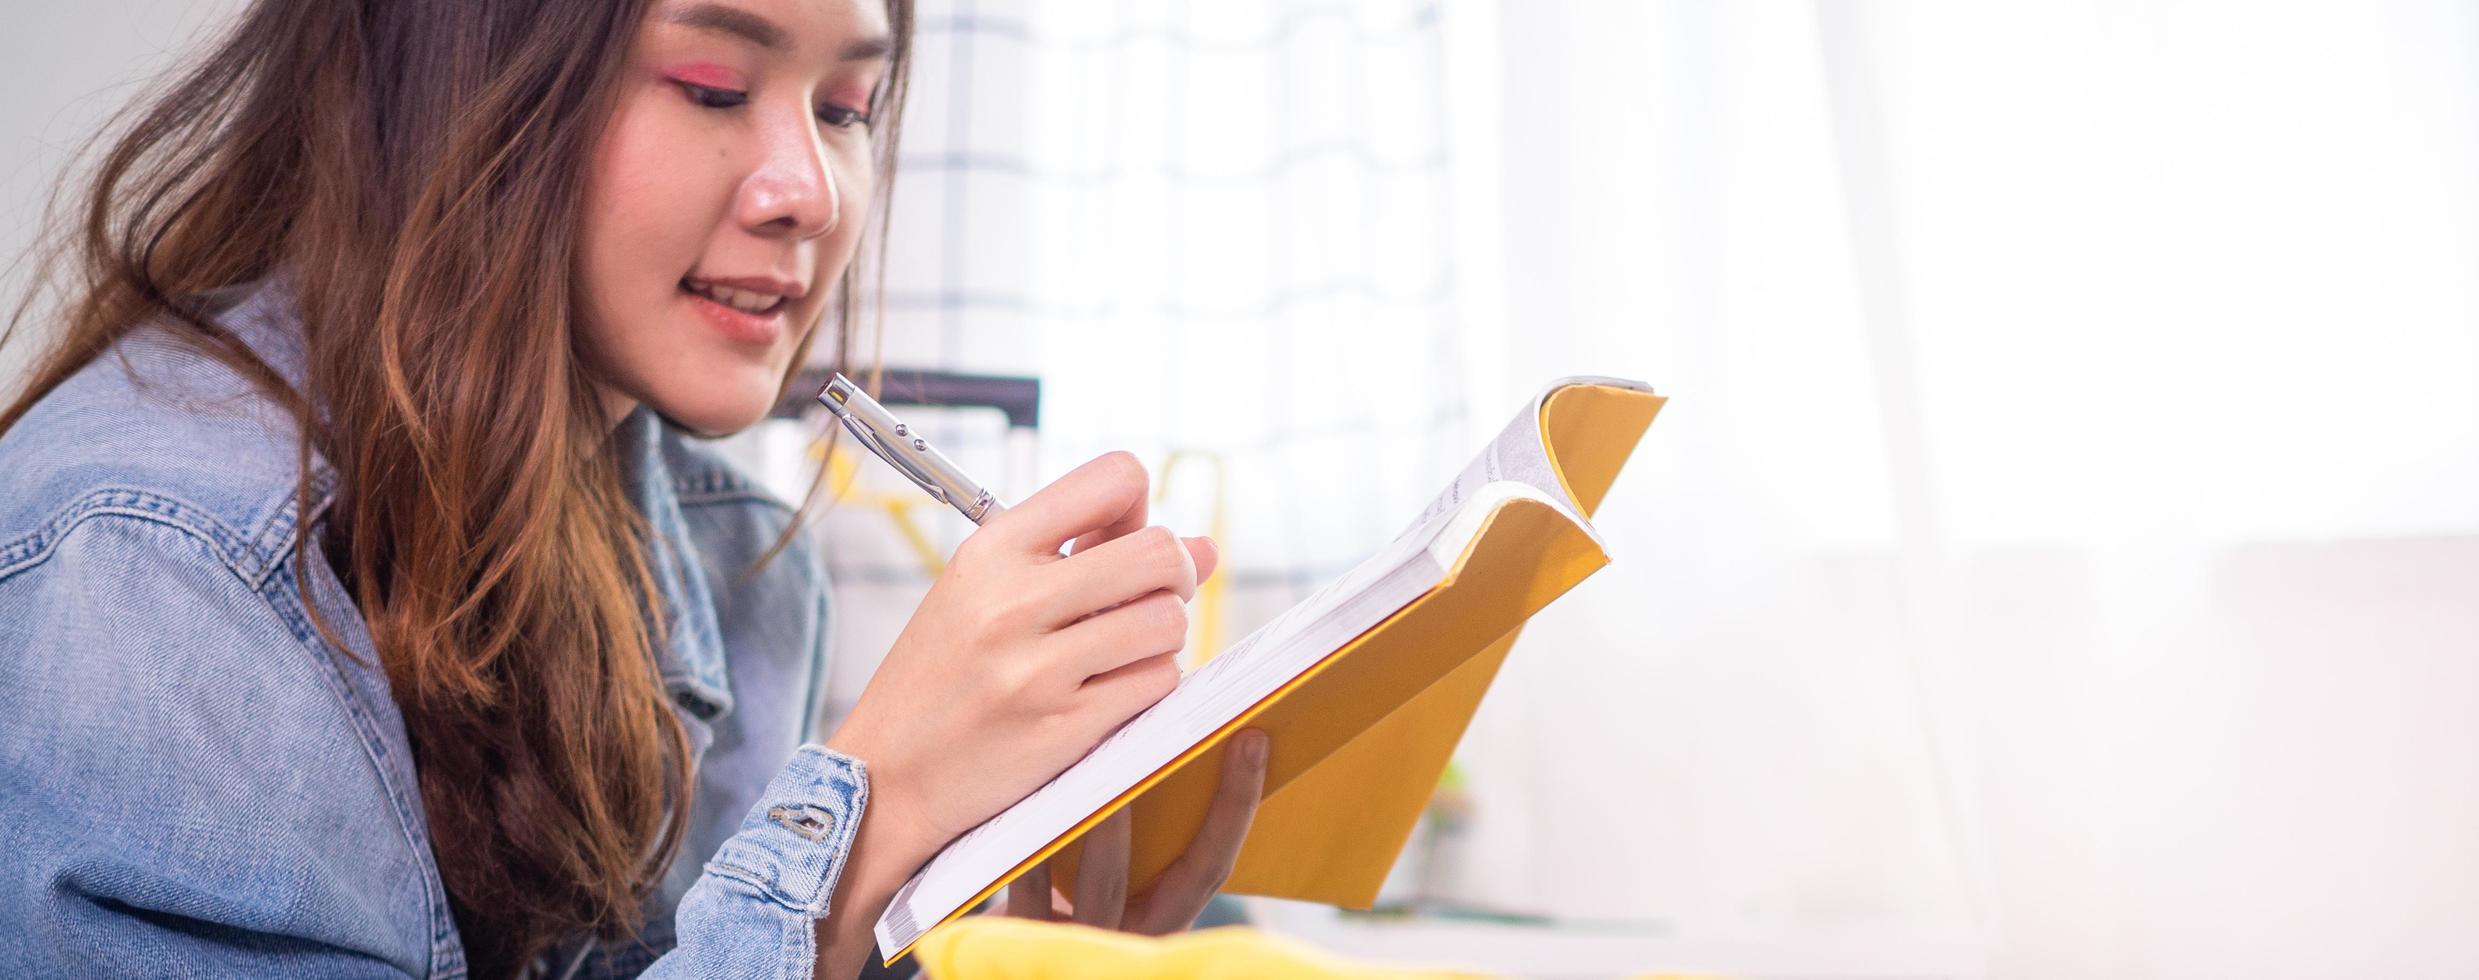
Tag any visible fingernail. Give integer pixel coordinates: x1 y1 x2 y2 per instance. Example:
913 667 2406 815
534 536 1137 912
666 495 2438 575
1243 731 1267 765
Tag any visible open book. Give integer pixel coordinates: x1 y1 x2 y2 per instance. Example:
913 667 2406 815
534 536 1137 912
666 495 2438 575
876 376 1667 958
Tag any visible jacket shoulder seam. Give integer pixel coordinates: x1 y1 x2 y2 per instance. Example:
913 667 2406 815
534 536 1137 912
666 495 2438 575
0 488 264 588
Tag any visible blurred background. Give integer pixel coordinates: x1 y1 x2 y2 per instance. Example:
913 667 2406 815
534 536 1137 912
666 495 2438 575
8 1 2476 977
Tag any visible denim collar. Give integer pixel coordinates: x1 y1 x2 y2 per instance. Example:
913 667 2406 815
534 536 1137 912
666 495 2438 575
213 273 734 719
614 405 734 719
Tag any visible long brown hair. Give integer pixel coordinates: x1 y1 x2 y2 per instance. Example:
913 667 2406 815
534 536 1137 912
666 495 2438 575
0 0 911 974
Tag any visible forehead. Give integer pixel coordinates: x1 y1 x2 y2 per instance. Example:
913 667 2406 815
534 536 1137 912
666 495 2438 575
647 0 892 56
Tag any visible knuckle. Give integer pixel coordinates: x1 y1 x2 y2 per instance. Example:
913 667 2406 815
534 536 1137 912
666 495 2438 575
1145 661 1180 699
1039 704 1087 742
1023 593 1064 632
951 528 998 565
1162 600 1191 643
990 591 1043 632
991 658 1046 702
1139 591 1188 640
1137 525 1185 570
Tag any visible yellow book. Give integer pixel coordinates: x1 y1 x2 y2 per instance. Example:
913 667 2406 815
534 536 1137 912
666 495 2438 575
877 377 1666 961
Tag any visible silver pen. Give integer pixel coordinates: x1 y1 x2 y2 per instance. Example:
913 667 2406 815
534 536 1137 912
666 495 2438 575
817 373 1009 525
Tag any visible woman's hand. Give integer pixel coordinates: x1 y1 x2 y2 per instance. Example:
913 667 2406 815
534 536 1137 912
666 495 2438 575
824 451 1218 862
1003 729 1270 934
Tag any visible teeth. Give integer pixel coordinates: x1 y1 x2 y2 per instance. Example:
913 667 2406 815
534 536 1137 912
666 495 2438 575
688 280 781 314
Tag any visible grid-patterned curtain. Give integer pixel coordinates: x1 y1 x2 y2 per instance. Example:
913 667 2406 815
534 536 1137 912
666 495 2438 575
826 0 1466 635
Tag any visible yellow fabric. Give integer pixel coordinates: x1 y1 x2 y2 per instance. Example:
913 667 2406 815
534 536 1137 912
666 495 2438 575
914 919 1497 980
896 384 1666 960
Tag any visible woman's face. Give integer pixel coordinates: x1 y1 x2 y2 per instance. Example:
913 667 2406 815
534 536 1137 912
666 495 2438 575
578 0 891 435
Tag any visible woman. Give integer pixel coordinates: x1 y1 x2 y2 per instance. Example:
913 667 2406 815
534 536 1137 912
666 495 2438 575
0 0 1269 976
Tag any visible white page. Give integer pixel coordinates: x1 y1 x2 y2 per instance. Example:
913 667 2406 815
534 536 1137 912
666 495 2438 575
874 377 1642 953
1403 375 1649 545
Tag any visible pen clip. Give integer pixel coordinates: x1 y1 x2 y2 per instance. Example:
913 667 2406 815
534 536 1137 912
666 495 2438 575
833 411 954 506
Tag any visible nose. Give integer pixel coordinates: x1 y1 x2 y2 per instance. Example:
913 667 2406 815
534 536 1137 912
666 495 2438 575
735 115 842 240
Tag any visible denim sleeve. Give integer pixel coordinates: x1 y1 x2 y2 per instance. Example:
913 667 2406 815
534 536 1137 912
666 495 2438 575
0 515 449 978
639 746 870 980
638 542 870 980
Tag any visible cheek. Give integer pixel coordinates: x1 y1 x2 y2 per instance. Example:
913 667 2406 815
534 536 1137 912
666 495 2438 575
578 94 734 347
587 116 720 281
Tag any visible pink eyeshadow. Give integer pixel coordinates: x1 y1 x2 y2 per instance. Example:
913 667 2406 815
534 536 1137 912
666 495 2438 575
663 62 744 89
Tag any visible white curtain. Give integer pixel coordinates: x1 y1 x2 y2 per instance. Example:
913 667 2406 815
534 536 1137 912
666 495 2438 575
1435 2 2479 978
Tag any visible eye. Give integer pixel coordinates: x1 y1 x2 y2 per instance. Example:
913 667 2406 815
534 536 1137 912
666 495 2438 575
817 104 872 130
678 82 748 109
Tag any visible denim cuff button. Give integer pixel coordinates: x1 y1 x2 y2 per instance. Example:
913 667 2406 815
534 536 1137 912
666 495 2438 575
767 803 837 842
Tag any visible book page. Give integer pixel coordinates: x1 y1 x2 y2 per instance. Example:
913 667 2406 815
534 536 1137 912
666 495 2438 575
1404 376 1644 547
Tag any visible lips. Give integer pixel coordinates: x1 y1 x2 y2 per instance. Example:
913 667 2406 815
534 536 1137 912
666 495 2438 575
679 276 796 346
681 277 787 315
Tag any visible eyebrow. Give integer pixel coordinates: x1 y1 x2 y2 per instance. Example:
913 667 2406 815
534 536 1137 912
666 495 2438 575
664 2 895 61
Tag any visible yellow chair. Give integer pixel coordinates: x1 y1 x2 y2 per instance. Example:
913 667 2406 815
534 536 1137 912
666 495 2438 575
914 918 1496 980
816 440 953 575
1151 449 1229 665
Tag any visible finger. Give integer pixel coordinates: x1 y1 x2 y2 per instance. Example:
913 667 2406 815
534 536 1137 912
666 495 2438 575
1034 527 1202 627
1134 729 1270 934
1069 479 1147 557
1006 862 1055 919
1072 810 1132 931
1051 591 1190 678
1187 535 1219 586
988 452 1149 557
1075 652 1181 735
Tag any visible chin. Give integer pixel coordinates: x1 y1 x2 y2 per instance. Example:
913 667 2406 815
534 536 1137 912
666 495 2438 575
645 383 781 438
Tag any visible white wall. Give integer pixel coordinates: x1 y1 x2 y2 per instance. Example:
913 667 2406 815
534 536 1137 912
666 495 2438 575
0 0 249 391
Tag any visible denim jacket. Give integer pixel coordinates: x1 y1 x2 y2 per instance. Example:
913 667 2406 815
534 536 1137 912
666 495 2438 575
0 277 869 978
